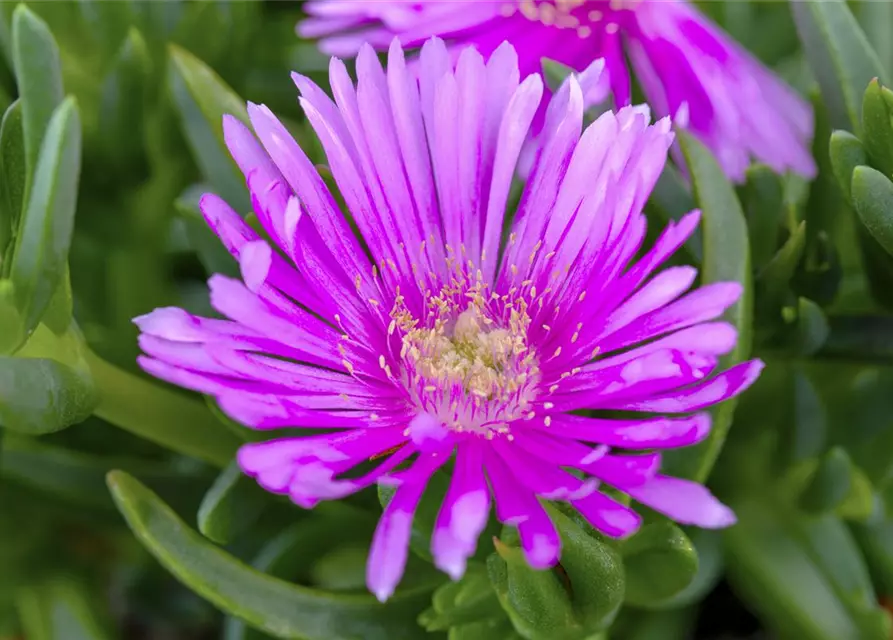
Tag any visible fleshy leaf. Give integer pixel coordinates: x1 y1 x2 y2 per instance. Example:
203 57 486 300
829 129 867 203
0 99 24 261
862 80 893 179
620 522 699 609
7 96 81 337
487 542 579 640
725 498 889 640
0 323 96 435
795 298 830 356
792 0 887 132
197 460 270 545
852 165 893 257
107 471 436 640
664 131 753 482
799 447 853 514
744 164 785 271
10 4 64 194
167 43 250 212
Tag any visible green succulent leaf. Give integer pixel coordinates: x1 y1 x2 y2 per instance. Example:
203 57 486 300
663 131 752 482
854 0 893 75
799 447 854 514
743 164 785 271
167 43 250 212
836 465 875 523
725 498 888 640
0 98 24 259
852 516 893 598
197 460 270 545
851 165 893 257
620 522 699 609
7 96 81 337
107 471 437 640
10 4 64 194
0 280 24 355
0 323 96 434
488 543 579 640
648 529 723 611
792 0 887 132
862 79 893 178
829 129 868 204
420 569 501 632
778 369 828 469
794 298 830 356
757 220 806 315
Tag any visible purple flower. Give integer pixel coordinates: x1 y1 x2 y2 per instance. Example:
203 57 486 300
135 38 762 602
299 0 816 182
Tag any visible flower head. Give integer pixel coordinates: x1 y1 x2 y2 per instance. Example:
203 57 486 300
135 38 762 602
299 0 816 182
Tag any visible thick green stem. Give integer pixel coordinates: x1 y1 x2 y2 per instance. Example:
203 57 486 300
85 349 239 468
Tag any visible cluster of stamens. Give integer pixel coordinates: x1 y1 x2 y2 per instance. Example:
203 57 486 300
388 257 541 438
503 0 640 38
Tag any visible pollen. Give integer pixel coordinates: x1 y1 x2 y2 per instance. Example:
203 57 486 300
390 262 541 437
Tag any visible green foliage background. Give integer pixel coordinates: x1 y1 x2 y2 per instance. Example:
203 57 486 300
2 1 893 639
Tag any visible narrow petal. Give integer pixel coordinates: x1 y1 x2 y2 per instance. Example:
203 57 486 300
367 453 447 601
431 442 490 580
572 490 642 539
541 413 711 450
613 359 765 413
624 474 736 528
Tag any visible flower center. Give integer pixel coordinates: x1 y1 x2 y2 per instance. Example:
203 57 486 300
505 0 640 36
390 270 540 437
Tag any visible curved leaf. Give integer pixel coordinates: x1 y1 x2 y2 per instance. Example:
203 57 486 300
107 471 437 640
620 522 698 609
791 0 887 132
852 165 893 257
0 324 95 435
0 99 24 258
167 44 249 212
743 164 784 271
725 499 861 640
799 447 853 514
8 96 81 336
664 131 752 482
829 129 867 204
198 460 270 545
862 80 893 179
649 529 723 610
10 4 64 191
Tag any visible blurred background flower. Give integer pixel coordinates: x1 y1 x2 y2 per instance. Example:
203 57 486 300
299 0 816 181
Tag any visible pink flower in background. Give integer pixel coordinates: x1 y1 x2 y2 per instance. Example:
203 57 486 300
134 38 761 601
299 0 816 182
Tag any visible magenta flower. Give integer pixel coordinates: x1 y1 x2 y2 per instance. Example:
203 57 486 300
134 38 762 601
299 0 816 182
